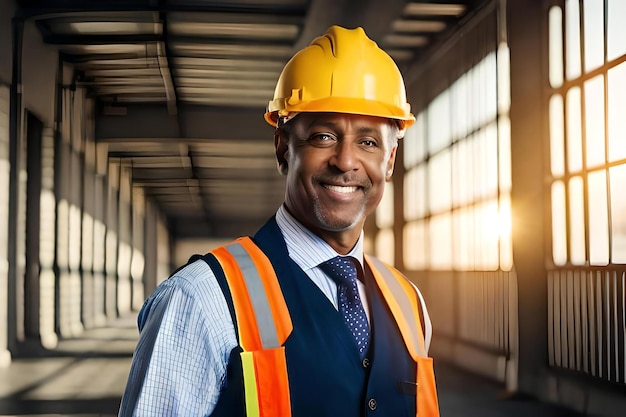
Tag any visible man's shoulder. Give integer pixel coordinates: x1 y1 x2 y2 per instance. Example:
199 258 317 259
141 255 225 309
166 255 223 293
137 256 227 330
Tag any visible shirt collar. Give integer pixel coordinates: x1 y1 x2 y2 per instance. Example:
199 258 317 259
275 205 364 270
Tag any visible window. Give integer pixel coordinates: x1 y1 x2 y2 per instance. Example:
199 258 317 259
549 0 626 266
403 49 512 271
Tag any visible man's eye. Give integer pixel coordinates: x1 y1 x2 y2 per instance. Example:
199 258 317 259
360 139 377 147
316 134 333 141
309 133 336 145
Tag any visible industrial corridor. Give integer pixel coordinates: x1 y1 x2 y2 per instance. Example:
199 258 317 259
1 0 625 416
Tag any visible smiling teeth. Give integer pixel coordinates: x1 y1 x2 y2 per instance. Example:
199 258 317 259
325 184 358 193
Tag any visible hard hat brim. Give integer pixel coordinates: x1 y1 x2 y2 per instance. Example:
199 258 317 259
264 96 415 129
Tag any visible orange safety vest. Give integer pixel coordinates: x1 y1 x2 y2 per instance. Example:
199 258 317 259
211 237 440 417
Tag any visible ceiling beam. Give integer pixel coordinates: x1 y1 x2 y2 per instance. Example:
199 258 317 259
44 34 161 44
152 3 178 117
18 0 307 20
96 103 274 141
156 40 177 115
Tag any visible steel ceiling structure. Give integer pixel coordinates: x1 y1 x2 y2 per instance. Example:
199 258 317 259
16 0 485 239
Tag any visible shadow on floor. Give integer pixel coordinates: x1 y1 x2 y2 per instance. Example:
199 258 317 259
0 316 137 417
0 397 119 416
435 360 588 417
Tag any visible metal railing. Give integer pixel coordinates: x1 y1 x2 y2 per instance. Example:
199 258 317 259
548 268 626 385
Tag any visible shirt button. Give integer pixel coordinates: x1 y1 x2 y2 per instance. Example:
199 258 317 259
368 398 377 410
362 358 370 368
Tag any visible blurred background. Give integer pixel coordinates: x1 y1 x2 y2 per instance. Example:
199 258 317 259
0 0 625 415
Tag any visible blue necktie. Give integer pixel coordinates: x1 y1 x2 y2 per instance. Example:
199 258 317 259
320 256 370 358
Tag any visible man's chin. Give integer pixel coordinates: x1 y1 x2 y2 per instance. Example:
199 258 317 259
315 212 364 233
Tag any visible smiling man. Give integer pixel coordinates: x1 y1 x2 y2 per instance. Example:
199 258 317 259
275 113 399 254
119 25 439 417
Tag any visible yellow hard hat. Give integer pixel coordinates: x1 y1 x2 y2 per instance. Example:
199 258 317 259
264 25 415 129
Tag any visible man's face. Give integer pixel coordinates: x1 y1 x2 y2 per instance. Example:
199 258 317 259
275 112 398 244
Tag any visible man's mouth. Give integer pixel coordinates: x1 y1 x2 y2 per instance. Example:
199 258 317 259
322 184 359 194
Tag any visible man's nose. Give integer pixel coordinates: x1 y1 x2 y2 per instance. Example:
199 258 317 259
329 140 359 172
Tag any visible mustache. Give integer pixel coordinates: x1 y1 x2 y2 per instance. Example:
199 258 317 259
315 174 371 188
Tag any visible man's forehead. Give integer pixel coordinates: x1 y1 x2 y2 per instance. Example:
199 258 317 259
290 112 393 131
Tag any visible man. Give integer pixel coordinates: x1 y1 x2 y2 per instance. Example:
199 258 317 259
119 25 439 417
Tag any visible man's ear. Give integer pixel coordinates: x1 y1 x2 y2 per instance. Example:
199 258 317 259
275 129 289 175
385 145 398 181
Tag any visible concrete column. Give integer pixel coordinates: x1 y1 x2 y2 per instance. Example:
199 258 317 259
56 88 73 338
105 160 120 320
0 0 14 368
81 165 96 330
116 163 132 315
508 0 551 398
39 127 57 348
0 84 11 366
24 111 42 342
131 188 146 311
143 200 158 296
93 141 108 326
7 17 26 347
93 173 107 327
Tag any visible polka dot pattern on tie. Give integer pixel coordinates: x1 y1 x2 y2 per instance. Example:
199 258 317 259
320 256 370 358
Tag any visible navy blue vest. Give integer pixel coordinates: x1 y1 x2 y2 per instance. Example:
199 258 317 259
208 217 417 417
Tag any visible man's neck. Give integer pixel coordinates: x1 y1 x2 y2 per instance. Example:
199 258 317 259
281 204 362 255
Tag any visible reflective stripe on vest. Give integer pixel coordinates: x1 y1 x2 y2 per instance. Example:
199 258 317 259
365 255 440 417
212 237 292 417
365 255 427 359
212 237 439 417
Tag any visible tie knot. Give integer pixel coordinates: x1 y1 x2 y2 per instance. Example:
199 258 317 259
320 256 359 288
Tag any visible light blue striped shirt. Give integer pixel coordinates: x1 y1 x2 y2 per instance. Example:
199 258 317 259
119 205 431 416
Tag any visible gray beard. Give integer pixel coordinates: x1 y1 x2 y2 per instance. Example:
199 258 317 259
311 196 365 232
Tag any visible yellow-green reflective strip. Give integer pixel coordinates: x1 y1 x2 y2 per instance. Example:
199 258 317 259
241 352 260 417
368 257 427 358
226 242 280 349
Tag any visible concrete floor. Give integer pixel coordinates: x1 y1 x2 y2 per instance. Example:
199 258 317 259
0 314 588 417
